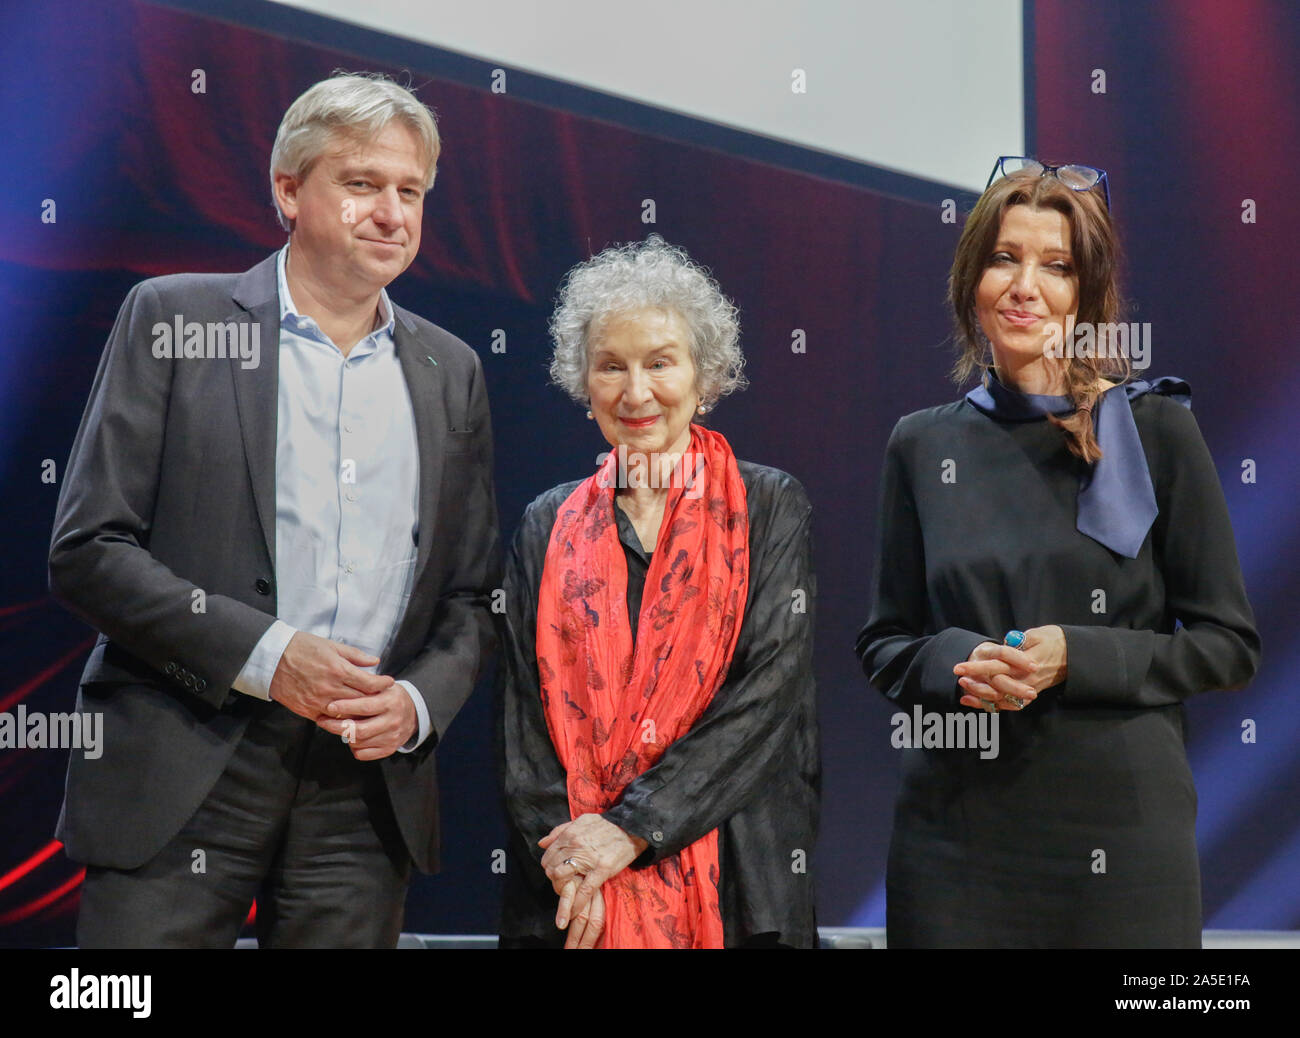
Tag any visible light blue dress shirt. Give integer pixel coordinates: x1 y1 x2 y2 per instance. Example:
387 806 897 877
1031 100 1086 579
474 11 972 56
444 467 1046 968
231 245 431 751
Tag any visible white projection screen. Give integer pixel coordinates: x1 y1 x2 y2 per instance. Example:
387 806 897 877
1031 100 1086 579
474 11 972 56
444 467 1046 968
270 0 1024 193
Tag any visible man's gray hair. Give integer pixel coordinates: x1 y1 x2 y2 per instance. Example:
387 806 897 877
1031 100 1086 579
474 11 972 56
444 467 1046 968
549 236 746 409
269 72 440 231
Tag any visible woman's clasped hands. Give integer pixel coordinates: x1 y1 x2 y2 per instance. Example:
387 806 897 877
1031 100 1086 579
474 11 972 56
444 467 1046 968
953 624 1068 712
538 813 649 949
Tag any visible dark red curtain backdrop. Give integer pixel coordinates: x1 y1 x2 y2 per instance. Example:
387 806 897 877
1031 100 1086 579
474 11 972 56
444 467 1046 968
0 0 1294 944
1029 1 1300 927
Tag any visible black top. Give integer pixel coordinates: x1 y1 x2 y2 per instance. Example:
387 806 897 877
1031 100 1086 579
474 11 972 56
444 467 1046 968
498 461 820 947
855 392 1261 948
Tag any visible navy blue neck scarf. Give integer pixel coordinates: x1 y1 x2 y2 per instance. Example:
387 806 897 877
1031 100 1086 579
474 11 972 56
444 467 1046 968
965 369 1191 558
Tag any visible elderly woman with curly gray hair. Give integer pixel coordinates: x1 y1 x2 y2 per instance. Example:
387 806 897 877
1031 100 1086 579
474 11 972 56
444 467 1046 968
497 236 820 949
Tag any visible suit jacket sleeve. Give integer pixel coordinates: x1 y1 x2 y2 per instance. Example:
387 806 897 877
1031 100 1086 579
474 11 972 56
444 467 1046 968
498 491 574 861
392 350 501 744
48 279 276 710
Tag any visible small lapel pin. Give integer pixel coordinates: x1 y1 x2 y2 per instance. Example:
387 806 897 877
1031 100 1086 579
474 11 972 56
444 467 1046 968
425 354 437 366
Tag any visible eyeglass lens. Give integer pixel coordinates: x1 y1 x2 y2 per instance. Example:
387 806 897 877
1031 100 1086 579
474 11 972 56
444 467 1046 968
1002 157 1045 177
1000 156 1101 192
1055 165 1102 190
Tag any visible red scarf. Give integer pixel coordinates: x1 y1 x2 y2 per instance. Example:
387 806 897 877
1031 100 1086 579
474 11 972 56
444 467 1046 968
536 424 749 948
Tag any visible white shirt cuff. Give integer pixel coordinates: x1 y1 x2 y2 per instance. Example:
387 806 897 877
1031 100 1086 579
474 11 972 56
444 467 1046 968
231 620 297 700
395 679 432 752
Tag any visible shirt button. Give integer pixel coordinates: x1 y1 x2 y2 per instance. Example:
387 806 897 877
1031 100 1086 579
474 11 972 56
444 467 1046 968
345 563 355 574
346 491 357 502
651 831 664 843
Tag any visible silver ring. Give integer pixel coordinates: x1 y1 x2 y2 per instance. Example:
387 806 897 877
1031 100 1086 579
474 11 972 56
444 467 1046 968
563 858 575 866
1004 695 1024 709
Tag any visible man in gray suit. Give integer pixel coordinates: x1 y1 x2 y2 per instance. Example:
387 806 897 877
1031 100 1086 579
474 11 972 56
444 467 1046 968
48 73 499 947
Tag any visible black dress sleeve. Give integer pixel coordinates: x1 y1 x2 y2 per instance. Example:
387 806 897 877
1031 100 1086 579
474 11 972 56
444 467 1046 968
498 492 572 865
855 417 994 711
601 472 817 864
1057 398 1261 706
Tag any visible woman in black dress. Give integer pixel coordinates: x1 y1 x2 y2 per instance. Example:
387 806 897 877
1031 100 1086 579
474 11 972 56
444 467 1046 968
498 237 819 948
856 157 1260 948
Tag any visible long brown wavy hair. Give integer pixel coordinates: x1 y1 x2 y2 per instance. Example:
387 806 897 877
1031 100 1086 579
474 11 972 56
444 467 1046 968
949 170 1127 462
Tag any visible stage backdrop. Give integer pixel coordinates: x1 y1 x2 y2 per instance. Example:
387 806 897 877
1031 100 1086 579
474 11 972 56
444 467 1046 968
0 0 1295 945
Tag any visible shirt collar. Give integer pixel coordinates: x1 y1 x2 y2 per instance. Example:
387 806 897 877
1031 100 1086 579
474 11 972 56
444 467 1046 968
276 243 396 346
613 499 653 562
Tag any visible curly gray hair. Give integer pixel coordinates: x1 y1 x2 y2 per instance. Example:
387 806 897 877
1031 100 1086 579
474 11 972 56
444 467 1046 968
548 236 746 409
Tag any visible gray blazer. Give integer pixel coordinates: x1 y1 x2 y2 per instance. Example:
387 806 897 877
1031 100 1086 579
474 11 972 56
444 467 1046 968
49 253 500 873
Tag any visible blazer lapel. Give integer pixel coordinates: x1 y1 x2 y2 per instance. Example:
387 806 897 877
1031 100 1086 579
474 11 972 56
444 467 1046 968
230 255 282 572
395 315 446 587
